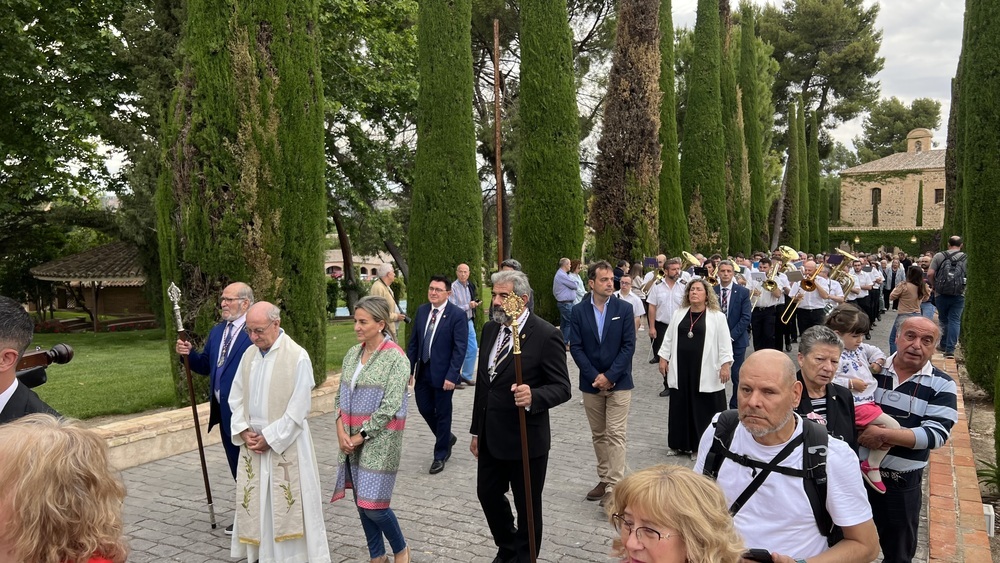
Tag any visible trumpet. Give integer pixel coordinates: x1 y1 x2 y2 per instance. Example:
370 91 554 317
753 246 797 311
780 261 823 325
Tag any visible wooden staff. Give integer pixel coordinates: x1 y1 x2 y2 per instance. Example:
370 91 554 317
501 293 536 563
167 282 217 529
493 18 504 266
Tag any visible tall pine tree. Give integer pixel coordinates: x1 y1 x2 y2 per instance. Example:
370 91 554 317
157 0 328 392
680 0 728 255
797 98 810 252
516 0 583 322
740 3 768 251
409 0 482 315
721 0 750 255
658 0 689 256
807 112 822 251
778 102 801 249
960 0 998 401
591 0 661 262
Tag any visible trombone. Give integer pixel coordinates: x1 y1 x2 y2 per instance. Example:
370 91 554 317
780 260 823 325
641 268 665 294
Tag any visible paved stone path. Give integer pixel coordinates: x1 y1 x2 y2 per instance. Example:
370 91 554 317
122 308 927 562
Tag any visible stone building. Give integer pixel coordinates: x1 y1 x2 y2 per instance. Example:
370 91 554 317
836 128 945 230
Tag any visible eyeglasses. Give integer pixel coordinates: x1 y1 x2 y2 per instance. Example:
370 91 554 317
612 513 671 544
244 321 275 336
428 287 448 293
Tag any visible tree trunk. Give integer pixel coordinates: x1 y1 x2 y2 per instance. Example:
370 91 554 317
331 207 359 314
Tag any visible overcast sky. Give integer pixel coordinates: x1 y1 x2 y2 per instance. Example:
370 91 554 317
671 0 964 149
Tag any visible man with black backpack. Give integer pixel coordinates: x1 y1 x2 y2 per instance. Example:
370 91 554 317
928 236 966 359
694 350 878 563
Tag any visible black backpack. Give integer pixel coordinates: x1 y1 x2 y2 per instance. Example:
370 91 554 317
934 251 967 296
702 410 842 545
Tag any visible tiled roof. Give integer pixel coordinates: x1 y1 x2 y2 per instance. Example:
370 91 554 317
841 149 945 175
30 242 146 286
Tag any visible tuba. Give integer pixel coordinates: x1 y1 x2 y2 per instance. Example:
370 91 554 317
828 248 857 295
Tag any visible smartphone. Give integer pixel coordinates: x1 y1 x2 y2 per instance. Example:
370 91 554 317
742 549 774 563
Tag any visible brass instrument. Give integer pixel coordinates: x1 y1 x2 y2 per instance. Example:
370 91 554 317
780 258 823 325
828 248 857 295
641 268 665 294
753 246 797 311
681 251 700 269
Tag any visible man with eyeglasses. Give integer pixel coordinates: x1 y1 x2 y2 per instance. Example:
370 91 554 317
407 275 468 474
694 350 878 563
175 282 254 533
858 316 957 563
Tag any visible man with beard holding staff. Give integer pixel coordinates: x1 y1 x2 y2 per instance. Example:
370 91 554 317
470 269 571 563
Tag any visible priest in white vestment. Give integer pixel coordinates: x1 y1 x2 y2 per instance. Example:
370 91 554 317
229 302 331 563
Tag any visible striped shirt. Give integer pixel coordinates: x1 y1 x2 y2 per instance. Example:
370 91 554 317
861 354 958 472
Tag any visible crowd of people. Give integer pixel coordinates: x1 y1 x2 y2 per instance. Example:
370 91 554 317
0 236 968 563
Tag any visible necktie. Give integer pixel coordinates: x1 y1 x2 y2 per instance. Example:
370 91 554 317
217 322 234 368
721 288 729 313
421 308 439 362
490 328 512 382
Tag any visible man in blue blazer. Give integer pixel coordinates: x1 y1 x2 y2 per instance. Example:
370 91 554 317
715 261 752 408
570 261 636 506
407 275 468 474
175 283 254 498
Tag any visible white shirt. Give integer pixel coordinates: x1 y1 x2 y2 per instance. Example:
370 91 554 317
749 272 786 308
646 276 688 324
0 378 19 415
614 290 645 318
423 305 445 353
694 414 873 559
788 276 839 310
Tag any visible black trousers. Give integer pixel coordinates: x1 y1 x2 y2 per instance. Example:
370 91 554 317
651 320 669 385
869 468 923 563
776 300 798 344
477 436 547 563
750 306 778 351
795 307 825 336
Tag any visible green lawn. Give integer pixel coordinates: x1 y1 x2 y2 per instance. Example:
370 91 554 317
30 321 366 420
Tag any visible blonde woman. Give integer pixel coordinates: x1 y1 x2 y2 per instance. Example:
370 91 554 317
606 464 744 563
0 414 128 563
657 279 733 456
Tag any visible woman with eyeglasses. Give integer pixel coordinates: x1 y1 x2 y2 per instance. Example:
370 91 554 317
331 296 411 563
606 464 743 563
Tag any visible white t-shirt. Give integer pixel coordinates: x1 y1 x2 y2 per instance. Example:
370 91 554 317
646 276 688 324
694 414 873 559
614 291 645 318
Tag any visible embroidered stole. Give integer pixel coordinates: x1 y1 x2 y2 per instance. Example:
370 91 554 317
235 338 306 545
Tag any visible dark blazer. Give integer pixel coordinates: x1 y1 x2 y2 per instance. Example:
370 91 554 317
715 283 752 349
186 322 253 436
795 371 858 452
470 314 571 460
406 301 468 387
0 381 59 424
569 294 636 393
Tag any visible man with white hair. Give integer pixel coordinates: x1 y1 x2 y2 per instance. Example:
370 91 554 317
370 264 406 340
229 302 330 563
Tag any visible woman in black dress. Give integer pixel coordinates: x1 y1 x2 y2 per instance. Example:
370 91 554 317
657 278 733 455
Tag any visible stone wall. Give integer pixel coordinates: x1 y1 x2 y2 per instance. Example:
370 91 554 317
840 168 946 230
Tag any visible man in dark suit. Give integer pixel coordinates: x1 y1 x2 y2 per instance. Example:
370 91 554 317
0 296 60 424
570 260 636 506
471 269 571 563
715 260 752 408
407 274 468 474
175 282 254 534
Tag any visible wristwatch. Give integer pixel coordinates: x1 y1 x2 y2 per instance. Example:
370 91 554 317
360 429 371 442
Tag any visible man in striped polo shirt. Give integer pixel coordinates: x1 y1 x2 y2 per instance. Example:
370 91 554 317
858 316 958 563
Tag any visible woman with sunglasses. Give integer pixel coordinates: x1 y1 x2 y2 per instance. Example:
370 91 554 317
606 464 743 563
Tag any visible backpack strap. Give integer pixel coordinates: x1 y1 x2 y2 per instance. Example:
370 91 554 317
703 410 741 479
800 418 835 538
728 433 805 517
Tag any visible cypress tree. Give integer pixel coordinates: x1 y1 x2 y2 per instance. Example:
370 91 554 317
960 0 998 400
591 0 662 262
818 188 830 250
720 0 750 255
680 0 728 255
157 0 328 394
807 112 822 251
797 98 810 252
516 0 583 323
943 25 965 245
409 0 482 320
739 3 768 251
915 181 924 227
659 0 689 256
779 102 801 249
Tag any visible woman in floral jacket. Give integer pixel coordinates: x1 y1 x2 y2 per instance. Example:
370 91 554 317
332 296 411 563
